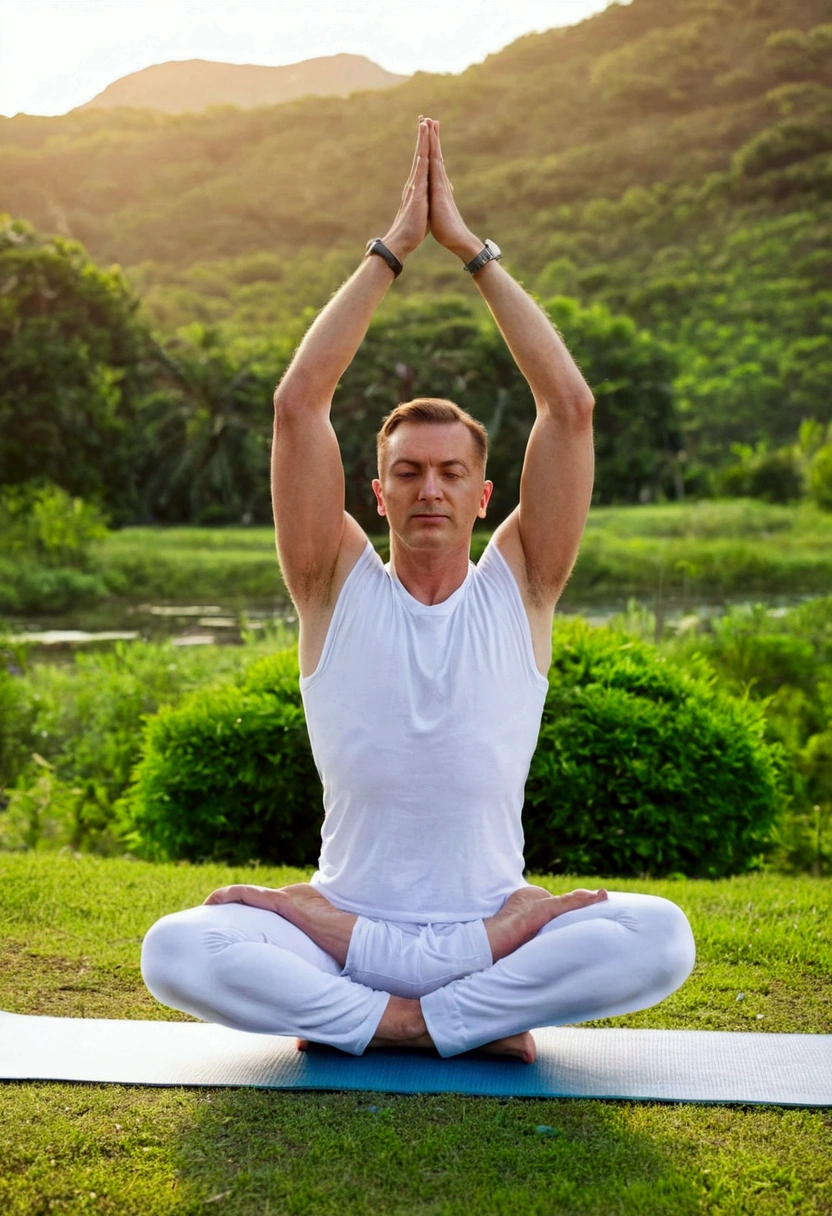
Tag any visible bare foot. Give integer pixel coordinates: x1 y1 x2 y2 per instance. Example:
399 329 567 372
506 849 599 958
203 882 357 967
271 884 358 967
478 1031 536 1063
297 997 433 1054
484 885 608 963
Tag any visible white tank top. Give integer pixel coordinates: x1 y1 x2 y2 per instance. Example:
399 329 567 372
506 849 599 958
300 539 549 922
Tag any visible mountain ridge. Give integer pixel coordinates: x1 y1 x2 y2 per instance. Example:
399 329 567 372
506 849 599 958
76 53 408 115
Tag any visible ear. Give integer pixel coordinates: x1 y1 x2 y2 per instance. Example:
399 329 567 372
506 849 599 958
478 480 494 519
372 477 387 517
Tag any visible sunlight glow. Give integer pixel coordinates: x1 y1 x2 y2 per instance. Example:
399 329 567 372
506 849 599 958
0 0 620 117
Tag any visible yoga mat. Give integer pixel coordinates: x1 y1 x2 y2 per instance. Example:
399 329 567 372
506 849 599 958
1 1012 830 1105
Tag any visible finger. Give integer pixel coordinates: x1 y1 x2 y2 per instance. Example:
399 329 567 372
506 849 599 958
203 886 232 905
409 118 429 177
402 119 429 199
432 118 445 165
428 121 452 190
414 124 429 184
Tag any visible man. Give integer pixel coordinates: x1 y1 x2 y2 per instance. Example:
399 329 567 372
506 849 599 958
142 118 695 1061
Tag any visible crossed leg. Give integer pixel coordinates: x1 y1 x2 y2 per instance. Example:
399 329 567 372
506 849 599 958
142 883 694 1061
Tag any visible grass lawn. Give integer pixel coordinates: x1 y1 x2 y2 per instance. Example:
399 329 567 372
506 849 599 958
0 856 829 1214
87 500 832 609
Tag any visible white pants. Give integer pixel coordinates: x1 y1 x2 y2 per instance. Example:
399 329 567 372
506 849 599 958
142 890 695 1060
141 891 696 1057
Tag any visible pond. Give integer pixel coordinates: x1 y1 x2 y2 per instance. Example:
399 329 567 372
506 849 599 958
4 587 817 659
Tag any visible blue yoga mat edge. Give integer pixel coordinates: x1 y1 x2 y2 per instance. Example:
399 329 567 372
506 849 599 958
2 1013 830 1107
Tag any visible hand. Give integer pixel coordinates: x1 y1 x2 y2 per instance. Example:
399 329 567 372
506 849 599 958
381 117 430 263
426 118 481 261
203 884 280 911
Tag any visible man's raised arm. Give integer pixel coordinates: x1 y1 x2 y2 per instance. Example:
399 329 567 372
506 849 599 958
271 120 429 621
426 119 595 616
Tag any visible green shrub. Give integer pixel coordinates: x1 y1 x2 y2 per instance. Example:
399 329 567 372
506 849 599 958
0 638 276 854
0 558 109 614
523 619 784 878
713 444 804 504
668 598 832 876
808 444 832 510
0 482 108 567
120 650 322 865
0 483 111 613
124 630 785 877
0 640 32 792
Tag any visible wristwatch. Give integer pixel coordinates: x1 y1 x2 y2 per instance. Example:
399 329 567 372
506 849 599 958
365 238 403 278
464 239 502 275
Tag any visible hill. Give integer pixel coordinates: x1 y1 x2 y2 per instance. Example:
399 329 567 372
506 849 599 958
1 0 830 462
76 54 408 114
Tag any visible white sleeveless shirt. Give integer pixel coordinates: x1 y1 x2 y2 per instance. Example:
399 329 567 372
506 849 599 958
300 539 549 922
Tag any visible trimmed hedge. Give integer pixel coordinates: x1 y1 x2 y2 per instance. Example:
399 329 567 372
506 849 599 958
525 620 784 878
122 626 785 876
119 650 322 865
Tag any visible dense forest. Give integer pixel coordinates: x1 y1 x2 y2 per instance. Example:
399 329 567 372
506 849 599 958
1 0 831 524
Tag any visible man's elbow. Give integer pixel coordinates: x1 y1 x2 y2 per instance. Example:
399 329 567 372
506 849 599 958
540 388 595 429
273 377 310 421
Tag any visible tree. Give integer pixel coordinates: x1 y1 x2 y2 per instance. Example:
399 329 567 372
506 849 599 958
0 216 151 520
330 293 682 528
137 325 275 523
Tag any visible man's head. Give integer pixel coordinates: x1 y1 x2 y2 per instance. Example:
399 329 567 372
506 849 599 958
376 398 488 473
373 398 492 550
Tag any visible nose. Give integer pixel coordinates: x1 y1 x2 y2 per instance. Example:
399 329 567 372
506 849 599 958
418 470 442 501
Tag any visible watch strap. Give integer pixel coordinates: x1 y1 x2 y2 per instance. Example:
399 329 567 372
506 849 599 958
366 238 403 278
464 241 501 275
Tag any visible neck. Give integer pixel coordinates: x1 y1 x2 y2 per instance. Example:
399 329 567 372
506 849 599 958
388 534 472 605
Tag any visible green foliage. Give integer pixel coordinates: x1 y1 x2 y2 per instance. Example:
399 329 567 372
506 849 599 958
332 293 682 526
0 217 151 520
808 443 832 509
0 640 30 792
120 650 323 864
0 482 108 566
0 559 109 615
0 482 111 613
668 596 832 873
546 297 682 505
121 626 784 876
0 638 270 854
523 618 784 878
713 442 805 502
0 0 830 500
137 325 276 524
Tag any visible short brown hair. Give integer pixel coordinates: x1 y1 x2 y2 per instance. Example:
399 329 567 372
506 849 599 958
376 398 488 470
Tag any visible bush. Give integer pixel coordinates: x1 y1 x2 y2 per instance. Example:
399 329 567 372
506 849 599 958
808 444 832 510
0 637 275 854
123 629 785 877
523 619 785 878
668 598 832 875
0 482 108 567
714 444 804 504
0 559 109 614
120 650 323 865
0 482 111 613
0 639 31 792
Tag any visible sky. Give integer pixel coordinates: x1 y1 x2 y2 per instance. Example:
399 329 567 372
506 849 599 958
0 0 619 117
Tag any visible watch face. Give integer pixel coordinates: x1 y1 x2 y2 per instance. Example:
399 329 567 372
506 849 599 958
485 239 501 258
